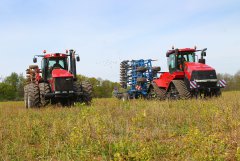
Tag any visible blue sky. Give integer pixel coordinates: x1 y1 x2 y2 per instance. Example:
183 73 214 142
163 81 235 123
0 0 240 81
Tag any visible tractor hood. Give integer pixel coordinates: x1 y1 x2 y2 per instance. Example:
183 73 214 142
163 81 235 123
184 62 217 81
185 62 215 72
52 69 73 78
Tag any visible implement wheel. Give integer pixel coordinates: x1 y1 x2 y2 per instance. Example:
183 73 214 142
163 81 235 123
136 67 147 72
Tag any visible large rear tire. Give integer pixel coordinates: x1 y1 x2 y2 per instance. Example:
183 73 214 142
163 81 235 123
39 83 51 106
27 83 40 108
81 81 93 105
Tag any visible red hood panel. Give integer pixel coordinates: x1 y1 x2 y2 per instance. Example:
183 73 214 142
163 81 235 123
52 69 73 78
184 62 215 80
185 62 215 72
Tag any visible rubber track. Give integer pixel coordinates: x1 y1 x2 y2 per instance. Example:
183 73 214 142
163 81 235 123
172 80 191 99
152 83 166 100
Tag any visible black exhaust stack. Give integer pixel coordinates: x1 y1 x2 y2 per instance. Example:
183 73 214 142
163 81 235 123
69 49 77 80
199 48 207 64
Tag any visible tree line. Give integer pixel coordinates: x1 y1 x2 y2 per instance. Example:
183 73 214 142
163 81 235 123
0 71 239 101
0 73 121 101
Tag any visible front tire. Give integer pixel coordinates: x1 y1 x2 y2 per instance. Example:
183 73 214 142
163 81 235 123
27 83 40 108
39 83 51 106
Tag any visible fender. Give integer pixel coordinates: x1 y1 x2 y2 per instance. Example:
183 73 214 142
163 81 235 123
153 71 185 90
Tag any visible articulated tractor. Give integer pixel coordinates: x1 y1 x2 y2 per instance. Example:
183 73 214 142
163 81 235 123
24 50 92 108
150 47 226 99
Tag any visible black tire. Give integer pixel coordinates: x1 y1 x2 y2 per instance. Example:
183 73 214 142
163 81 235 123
215 89 222 97
26 69 30 74
137 77 147 83
169 80 191 100
39 83 51 106
81 81 93 105
152 66 161 72
73 81 82 102
27 83 40 108
136 67 147 72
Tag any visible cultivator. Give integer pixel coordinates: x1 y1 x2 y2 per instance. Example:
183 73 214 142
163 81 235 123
119 59 160 99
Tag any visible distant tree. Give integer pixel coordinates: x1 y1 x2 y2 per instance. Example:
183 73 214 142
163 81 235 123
0 83 16 101
4 72 19 91
1 72 26 100
17 74 26 99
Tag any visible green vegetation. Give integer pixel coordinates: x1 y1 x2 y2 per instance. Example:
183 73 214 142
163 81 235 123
0 73 120 101
0 71 240 101
0 91 240 160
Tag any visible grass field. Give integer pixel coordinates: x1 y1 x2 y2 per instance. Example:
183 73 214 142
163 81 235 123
0 92 240 160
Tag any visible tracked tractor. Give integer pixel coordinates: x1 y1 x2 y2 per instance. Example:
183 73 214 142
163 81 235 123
149 47 226 99
24 50 92 108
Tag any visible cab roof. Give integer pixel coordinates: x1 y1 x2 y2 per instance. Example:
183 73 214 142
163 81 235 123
44 53 67 58
166 48 196 57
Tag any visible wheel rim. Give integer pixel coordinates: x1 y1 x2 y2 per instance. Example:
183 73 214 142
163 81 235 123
28 94 31 108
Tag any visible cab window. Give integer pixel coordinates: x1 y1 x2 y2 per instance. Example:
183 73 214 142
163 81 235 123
187 52 195 62
168 54 176 73
48 59 66 69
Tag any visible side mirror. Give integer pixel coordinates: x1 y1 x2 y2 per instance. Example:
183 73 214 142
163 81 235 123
76 56 80 62
199 58 206 64
202 51 206 56
33 57 37 63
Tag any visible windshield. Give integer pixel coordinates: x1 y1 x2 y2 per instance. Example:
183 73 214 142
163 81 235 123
48 58 66 69
180 52 195 62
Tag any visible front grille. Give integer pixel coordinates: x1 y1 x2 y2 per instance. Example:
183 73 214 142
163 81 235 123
198 82 217 88
55 77 73 91
191 70 217 80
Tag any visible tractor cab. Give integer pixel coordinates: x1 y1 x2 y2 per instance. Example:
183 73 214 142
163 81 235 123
167 48 196 73
41 54 69 80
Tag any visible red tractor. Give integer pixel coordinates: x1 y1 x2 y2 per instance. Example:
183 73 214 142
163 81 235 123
148 47 226 99
24 49 93 107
